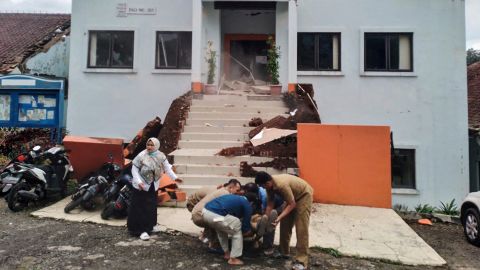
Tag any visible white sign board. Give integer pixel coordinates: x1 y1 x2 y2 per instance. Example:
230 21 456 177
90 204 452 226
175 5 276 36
117 3 156 17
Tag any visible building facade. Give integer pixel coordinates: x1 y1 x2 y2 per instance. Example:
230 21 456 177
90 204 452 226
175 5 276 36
67 0 468 207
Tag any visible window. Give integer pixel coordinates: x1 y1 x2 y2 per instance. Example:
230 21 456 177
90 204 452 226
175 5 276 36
88 31 134 68
298 33 341 71
365 33 412 72
392 149 416 189
156 32 192 69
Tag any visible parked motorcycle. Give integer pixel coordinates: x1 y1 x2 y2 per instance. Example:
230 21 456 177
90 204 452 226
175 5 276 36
101 172 133 220
64 159 121 213
7 146 73 212
0 145 44 196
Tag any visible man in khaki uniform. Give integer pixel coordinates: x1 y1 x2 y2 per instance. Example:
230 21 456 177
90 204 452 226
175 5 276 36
255 172 313 270
186 186 216 212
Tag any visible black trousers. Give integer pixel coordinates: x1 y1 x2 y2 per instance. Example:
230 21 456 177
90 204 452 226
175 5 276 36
127 184 157 236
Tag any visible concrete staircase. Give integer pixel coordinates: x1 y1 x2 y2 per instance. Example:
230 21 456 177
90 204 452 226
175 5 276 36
168 90 295 205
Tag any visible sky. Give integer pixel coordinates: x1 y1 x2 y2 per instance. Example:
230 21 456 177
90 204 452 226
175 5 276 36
0 0 479 50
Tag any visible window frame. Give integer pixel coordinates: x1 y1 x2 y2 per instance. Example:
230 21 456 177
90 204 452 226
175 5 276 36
87 30 135 69
155 31 192 70
297 32 342 72
363 32 413 72
391 148 416 189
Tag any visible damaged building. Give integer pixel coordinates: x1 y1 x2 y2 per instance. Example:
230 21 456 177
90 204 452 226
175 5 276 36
66 0 468 208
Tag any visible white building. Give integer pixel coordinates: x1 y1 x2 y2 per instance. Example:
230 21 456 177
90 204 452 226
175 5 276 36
67 0 469 208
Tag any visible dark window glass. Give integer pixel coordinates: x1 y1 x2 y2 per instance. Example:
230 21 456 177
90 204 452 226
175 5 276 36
88 31 134 68
365 33 412 72
298 33 340 71
392 149 416 189
156 32 192 69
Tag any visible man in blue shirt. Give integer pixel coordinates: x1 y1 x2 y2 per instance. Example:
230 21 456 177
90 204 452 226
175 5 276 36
202 193 255 265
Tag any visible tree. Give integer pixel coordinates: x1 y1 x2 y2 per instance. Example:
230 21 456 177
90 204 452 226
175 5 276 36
467 48 480 66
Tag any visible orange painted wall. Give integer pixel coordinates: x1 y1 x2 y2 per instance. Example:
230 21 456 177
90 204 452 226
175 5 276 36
297 124 391 208
63 136 124 181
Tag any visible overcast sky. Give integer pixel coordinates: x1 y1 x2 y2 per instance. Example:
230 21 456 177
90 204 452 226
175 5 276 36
0 0 478 49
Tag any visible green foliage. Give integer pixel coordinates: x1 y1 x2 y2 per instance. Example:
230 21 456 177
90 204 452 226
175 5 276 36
266 36 280 85
467 48 480 66
393 204 409 213
312 247 342 258
437 199 459 216
414 204 436 214
205 41 217 84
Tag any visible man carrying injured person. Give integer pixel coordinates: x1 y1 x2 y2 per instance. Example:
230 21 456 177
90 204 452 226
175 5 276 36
190 179 242 248
202 193 257 265
255 172 313 270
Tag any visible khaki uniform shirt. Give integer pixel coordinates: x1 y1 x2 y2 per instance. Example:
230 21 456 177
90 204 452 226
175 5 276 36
191 188 229 225
269 174 313 203
187 186 216 210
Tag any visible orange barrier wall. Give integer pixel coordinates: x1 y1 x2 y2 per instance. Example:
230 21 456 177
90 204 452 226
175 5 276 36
297 124 391 208
63 136 124 181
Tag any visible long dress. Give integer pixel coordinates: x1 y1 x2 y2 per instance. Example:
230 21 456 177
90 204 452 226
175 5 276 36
127 183 157 236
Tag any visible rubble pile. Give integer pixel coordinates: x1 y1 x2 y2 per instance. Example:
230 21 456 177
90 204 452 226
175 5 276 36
123 92 191 161
0 128 57 158
240 158 298 177
218 86 321 163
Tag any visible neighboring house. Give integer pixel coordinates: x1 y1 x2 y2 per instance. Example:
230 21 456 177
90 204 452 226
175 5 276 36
468 62 480 192
0 13 70 77
67 0 468 208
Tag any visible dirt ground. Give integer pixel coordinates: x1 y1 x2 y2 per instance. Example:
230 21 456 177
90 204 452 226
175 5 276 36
0 199 478 270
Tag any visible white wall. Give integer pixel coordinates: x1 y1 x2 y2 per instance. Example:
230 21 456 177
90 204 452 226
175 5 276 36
68 0 192 140
297 0 468 208
25 36 70 78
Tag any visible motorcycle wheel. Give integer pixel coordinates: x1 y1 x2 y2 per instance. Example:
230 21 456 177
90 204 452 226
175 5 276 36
101 202 116 220
7 180 30 212
64 196 84 213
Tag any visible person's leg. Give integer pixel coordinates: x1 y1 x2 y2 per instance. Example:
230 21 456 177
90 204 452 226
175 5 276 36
202 209 230 256
223 214 244 265
279 210 296 256
293 194 313 268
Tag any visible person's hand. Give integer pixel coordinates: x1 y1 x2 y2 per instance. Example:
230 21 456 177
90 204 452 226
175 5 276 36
243 230 254 237
272 217 281 227
175 178 183 184
138 182 146 191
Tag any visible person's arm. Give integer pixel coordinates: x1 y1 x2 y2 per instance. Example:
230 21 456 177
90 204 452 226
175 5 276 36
131 165 145 191
162 159 182 183
241 199 253 236
271 187 296 226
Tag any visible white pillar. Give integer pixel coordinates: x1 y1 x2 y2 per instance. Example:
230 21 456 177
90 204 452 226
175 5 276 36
191 0 203 92
288 0 298 91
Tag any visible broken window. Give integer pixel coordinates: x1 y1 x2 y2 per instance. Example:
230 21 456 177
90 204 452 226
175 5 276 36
392 149 416 189
156 32 192 69
88 31 134 68
298 33 341 71
365 33 412 72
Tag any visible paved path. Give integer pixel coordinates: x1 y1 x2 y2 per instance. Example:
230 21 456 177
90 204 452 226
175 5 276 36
32 199 446 266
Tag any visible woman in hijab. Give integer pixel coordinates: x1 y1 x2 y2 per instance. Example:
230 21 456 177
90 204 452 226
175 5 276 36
128 137 180 240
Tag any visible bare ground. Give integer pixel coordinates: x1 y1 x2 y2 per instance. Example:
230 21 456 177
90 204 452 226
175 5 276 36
0 199 477 270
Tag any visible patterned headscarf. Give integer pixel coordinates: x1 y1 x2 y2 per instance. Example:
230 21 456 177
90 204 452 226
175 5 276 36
132 137 166 185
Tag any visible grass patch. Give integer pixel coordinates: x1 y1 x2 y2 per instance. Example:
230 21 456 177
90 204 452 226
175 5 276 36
312 246 342 258
311 247 405 266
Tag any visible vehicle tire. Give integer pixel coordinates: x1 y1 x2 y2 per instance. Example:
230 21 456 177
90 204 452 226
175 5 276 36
7 180 30 212
101 202 116 220
464 207 480 246
64 196 84 213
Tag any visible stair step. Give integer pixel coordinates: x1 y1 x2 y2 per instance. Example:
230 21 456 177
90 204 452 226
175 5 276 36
178 140 245 149
181 132 249 141
190 106 289 114
186 118 274 126
188 112 290 120
170 149 274 165
174 163 295 175
192 99 285 107
176 174 254 186
183 125 253 133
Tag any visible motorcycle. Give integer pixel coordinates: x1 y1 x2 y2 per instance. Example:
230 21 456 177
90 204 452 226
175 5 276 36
64 159 121 213
7 146 73 212
101 172 133 220
0 145 44 196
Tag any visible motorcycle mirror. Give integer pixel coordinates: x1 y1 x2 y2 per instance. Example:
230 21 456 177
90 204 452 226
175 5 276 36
32 145 41 152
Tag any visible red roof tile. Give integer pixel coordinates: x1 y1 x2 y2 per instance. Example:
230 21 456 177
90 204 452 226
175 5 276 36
0 13 70 73
468 62 480 128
